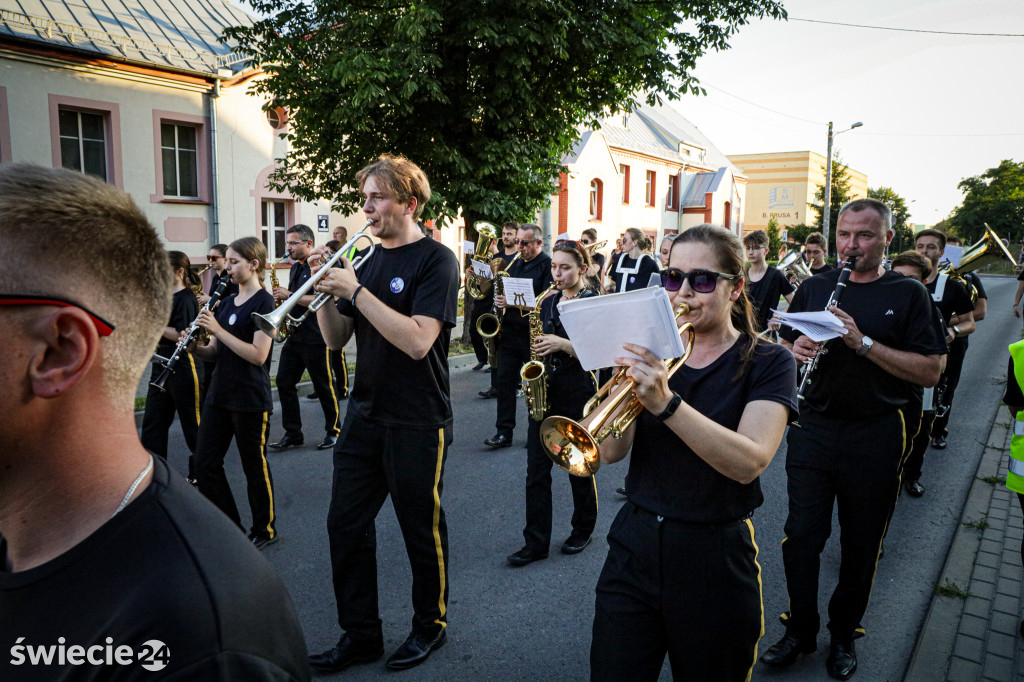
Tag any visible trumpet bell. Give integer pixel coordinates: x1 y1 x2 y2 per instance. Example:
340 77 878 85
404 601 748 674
540 415 602 477
252 305 292 342
476 312 500 339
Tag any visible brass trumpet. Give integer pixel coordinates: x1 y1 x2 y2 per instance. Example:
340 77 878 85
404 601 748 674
940 223 1015 303
540 303 695 477
253 220 375 342
583 239 607 254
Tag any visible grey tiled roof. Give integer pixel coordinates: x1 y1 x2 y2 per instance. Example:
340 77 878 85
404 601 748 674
0 0 255 75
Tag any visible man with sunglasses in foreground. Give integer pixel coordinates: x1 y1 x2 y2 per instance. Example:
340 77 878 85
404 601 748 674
761 198 946 680
0 164 308 681
484 223 553 449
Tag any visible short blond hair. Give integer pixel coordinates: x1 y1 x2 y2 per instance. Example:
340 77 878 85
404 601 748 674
0 164 171 403
356 154 431 220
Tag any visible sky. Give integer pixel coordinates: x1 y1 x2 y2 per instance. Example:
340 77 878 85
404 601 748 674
673 0 1024 226
229 0 1022 227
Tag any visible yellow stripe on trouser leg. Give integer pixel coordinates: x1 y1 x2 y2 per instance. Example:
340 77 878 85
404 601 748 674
431 427 447 627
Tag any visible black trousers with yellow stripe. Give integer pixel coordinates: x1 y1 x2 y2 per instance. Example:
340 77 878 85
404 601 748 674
591 502 764 682
277 341 341 439
195 406 276 541
141 355 203 477
327 413 451 644
330 348 349 398
781 408 916 642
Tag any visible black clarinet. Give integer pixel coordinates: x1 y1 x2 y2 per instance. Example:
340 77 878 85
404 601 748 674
151 274 230 392
795 256 856 403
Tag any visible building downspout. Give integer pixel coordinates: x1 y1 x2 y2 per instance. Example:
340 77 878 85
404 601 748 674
207 79 222 246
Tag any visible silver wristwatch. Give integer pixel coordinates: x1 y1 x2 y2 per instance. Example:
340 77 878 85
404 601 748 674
856 335 874 357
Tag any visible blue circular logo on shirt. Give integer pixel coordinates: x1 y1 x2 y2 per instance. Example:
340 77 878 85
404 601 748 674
228 313 237 325
390 277 405 293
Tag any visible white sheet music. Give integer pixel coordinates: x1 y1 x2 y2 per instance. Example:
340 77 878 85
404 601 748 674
942 245 963 268
502 277 537 308
470 259 493 279
463 240 476 254
773 309 847 343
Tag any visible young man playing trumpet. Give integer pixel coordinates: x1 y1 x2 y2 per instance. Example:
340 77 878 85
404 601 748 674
310 154 460 673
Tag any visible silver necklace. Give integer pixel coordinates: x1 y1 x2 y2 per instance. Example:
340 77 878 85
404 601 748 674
112 455 153 519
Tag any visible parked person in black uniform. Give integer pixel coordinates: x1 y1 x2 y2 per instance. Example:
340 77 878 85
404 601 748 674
191 237 279 550
483 223 553 448
476 221 522 397
141 250 204 483
269 223 342 452
609 227 660 293
914 229 976 451
932 234 985 447
890 251 948 498
508 240 599 567
309 155 460 673
762 199 946 680
0 164 307 681
743 229 795 332
590 225 797 681
805 232 833 275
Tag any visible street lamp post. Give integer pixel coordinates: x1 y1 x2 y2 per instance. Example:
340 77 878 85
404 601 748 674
822 121 863 260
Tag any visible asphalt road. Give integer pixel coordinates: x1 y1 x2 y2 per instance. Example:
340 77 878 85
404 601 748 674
151 274 1019 681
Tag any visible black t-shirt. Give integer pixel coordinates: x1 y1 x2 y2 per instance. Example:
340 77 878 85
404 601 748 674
206 289 275 413
627 338 798 523
964 271 986 300
0 457 309 681
540 288 598 378
746 266 795 332
592 252 606 272
156 288 199 357
782 270 948 417
206 273 238 300
285 260 326 346
811 264 834 275
336 237 459 428
611 254 660 293
926 274 974 326
500 252 553 340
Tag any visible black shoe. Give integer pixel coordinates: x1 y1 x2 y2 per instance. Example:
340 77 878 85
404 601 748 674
317 435 337 451
615 487 628 497
485 366 495 373
472 361 487 371
931 435 947 449
760 633 816 667
507 547 549 567
306 392 319 400
484 433 512 449
186 476 198 487
249 534 278 551
268 434 304 450
478 387 498 399
826 639 857 680
905 479 925 497
386 629 447 671
561 532 592 555
309 634 384 672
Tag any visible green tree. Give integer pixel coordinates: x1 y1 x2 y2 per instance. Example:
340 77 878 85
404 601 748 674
785 223 814 248
949 159 1024 244
868 186 913 254
811 153 854 255
765 215 782 260
224 0 785 238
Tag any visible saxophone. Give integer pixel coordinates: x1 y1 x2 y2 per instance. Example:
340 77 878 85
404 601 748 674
269 254 289 307
477 252 521 366
191 264 212 298
520 282 559 422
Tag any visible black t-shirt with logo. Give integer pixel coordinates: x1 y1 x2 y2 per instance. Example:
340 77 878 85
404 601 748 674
156 288 200 357
611 254 660 293
627 338 798 523
285 260 326 346
335 237 459 429
0 457 309 681
205 289 275 413
782 269 948 418
746 266 795 332
501 252 553 340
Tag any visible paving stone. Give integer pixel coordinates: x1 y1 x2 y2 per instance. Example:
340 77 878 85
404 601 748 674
998 577 1021 597
991 610 1020 636
975 565 999 584
988 631 1016 658
982 539 1004 554
993 593 1020 616
972 579 997 600
1004 564 1023 583
954 634 984 663
960 613 990 639
978 551 1002 569
983 653 1014 681
965 596 993 618
948 657 982 682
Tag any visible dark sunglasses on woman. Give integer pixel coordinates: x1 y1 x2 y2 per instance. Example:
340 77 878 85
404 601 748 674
661 268 739 293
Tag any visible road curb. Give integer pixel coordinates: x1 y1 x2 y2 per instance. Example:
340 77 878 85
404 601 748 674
904 413 1010 681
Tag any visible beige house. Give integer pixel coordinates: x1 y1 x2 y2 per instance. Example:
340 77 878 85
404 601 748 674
547 103 747 248
0 0 373 274
727 151 868 236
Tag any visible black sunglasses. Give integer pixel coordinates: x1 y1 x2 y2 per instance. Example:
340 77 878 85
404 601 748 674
661 268 739 293
0 294 116 336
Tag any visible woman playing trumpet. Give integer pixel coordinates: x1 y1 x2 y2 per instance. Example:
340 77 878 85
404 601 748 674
508 240 599 567
590 225 797 682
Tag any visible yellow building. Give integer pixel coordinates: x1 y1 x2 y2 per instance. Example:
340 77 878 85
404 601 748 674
727 151 867 235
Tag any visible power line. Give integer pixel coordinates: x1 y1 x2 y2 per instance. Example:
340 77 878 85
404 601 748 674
700 83 824 126
789 17 1024 37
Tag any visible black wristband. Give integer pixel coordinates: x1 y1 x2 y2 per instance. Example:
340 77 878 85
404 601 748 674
351 285 364 309
656 392 683 422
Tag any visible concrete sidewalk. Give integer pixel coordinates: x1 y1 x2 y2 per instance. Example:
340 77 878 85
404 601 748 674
906 416 1024 681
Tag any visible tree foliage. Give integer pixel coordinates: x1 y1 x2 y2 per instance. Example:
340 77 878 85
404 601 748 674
765 215 782 259
867 186 913 254
784 223 814 248
949 159 1024 244
811 153 853 254
224 0 785 235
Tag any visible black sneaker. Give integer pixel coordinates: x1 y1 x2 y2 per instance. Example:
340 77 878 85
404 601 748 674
561 532 592 555
249 534 279 550
269 434 304 451
507 547 548 567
